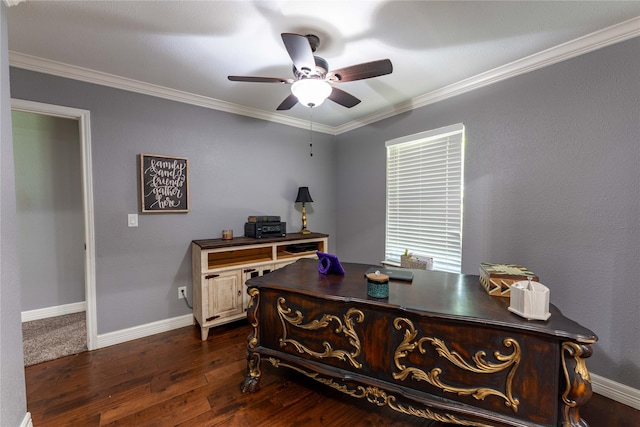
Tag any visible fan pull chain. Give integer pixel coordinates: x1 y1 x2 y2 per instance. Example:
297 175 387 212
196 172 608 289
309 109 313 157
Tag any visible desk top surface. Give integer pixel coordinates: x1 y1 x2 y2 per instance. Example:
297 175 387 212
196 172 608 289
246 258 597 344
193 232 328 250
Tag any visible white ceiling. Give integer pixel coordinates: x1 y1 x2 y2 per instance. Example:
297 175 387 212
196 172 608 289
6 1 640 133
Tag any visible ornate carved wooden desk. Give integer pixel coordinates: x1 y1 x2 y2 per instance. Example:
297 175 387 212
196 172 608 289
241 259 597 427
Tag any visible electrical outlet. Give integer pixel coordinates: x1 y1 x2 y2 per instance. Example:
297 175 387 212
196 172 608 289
178 286 187 299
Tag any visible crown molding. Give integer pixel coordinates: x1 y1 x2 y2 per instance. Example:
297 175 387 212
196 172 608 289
334 16 640 135
8 51 336 135
9 17 639 136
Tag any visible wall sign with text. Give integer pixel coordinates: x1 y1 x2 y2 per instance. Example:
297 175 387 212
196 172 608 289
140 154 189 213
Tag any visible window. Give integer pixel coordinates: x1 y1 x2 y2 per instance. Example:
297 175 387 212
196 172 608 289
385 123 464 273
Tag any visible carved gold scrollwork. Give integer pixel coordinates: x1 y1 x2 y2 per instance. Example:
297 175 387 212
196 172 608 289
392 317 521 412
560 341 593 426
246 287 260 351
247 287 260 330
267 357 367 399
561 341 592 388
247 287 259 309
241 288 262 393
276 297 365 369
266 357 493 427
388 402 494 427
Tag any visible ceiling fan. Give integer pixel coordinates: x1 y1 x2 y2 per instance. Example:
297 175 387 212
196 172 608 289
228 33 393 110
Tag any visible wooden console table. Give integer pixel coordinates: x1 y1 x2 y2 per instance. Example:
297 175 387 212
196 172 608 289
191 233 328 340
241 258 597 427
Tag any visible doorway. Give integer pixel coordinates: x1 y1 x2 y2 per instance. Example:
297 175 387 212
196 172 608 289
11 99 97 351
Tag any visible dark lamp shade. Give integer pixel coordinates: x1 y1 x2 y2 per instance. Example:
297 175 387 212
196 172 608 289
295 187 313 203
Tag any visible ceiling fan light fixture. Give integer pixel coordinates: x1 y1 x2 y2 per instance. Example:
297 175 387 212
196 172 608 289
229 33 390 111
291 79 332 108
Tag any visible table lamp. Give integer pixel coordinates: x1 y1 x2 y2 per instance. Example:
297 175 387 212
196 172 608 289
295 186 313 234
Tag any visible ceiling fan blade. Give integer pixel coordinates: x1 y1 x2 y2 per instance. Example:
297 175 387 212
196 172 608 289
276 93 299 110
328 59 393 83
228 76 293 84
328 87 361 108
281 33 315 74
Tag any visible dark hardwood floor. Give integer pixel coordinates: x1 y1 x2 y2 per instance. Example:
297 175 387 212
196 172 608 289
25 320 639 427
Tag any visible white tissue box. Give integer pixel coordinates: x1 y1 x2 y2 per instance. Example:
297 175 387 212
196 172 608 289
508 280 551 320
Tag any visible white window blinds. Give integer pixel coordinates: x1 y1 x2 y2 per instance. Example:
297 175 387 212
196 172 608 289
385 123 464 273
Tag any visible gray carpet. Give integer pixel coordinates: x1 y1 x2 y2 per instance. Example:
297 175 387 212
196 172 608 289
22 311 87 367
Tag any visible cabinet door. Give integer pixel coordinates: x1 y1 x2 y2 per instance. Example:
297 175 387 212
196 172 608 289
204 270 243 322
242 265 275 311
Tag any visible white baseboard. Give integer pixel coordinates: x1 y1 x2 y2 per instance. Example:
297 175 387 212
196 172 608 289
592 373 640 410
20 412 33 427
21 301 86 322
96 314 193 349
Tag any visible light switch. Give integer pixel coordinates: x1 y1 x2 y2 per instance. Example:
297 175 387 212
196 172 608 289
128 214 138 227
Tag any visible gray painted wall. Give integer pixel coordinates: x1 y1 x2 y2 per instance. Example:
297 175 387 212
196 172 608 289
9 68 337 335
335 38 640 389
13 111 85 310
2 21 637 423
0 4 28 426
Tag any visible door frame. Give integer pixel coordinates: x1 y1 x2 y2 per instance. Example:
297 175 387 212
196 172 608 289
11 98 97 351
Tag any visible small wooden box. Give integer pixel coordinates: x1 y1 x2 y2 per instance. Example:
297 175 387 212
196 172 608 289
401 255 433 270
479 263 538 297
